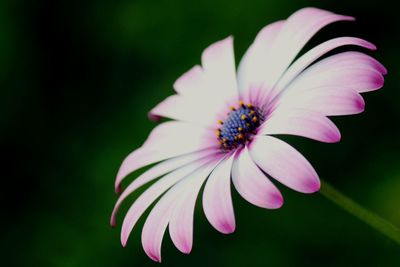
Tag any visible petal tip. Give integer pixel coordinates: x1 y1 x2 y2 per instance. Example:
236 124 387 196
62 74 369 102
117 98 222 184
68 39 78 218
327 129 341 143
148 111 161 122
219 222 236 234
148 253 161 263
179 244 192 254
269 193 284 209
115 184 122 195
373 74 385 89
305 178 321 194
110 217 117 228
201 35 234 63
121 231 129 247
356 96 366 112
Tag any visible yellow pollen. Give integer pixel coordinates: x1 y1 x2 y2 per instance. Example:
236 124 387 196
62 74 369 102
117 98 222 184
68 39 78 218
238 127 243 132
241 114 247 120
218 120 223 125
230 106 236 111
239 100 245 107
247 103 253 108
237 133 244 140
252 116 258 123
249 110 255 116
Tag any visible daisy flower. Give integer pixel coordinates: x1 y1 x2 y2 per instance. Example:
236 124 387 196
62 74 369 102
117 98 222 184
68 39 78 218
111 7 386 262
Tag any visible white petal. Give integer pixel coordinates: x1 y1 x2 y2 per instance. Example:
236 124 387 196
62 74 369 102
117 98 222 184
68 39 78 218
259 108 341 142
201 36 239 104
168 161 219 254
141 159 219 261
276 86 365 116
237 20 285 101
202 154 236 234
239 7 354 102
231 147 283 209
274 37 376 91
111 149 215 227
115 121 216 191
120 159 207 247
249 135 320 193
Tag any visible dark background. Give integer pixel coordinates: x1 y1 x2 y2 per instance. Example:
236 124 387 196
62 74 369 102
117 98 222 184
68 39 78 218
2 0 399 266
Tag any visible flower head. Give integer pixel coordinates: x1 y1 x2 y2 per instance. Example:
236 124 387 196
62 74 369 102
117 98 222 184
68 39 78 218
111 7 386 262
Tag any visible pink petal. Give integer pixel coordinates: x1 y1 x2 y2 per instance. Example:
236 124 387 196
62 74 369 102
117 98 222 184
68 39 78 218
120 159 208 247
201 36 239 104
249 135 320 193
202 154 236 234
141 181 181 262
277 86 365 117
285 54 385 94
237 20 285 99
316 51 387 75
259 108 341 143
111 149 214 227
168 161 219 254
242 8 354 97
115 121 216 192
141 160 219 262
231 147 283 209
275 37 376 91
173 65 203 96
151 37 240 125
149 94 217 126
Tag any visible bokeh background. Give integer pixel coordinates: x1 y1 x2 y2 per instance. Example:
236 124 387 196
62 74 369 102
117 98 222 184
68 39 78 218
2 0 399 266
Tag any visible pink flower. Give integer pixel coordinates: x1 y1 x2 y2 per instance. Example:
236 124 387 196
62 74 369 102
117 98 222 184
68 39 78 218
111 7 386 262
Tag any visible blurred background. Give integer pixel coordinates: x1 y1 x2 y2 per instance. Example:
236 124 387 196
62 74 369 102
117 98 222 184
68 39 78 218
2 0 399 266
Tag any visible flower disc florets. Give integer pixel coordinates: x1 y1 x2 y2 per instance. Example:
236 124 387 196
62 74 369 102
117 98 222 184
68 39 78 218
216 101 264 150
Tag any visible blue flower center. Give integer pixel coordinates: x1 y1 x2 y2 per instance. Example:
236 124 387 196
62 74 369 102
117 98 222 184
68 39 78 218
216 101 264 150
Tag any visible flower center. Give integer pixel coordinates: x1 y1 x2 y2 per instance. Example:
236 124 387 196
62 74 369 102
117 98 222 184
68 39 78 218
216 101 264 150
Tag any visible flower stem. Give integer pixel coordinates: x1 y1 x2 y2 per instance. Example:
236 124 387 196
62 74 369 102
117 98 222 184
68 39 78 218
319 179 400 245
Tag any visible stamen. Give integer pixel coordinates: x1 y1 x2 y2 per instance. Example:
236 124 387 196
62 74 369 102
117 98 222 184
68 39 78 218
216 101 264 151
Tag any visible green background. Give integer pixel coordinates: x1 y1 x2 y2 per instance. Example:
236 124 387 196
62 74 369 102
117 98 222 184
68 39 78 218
2 0 399 266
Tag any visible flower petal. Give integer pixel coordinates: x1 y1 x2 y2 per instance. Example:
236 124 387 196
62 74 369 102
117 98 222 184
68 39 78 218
173 65 204 96
115 121 216 192
150 37 240 125
249 135 320 193
168 161 219 254
240 7 354 100
141 184 178 262
275 37 376 91
259 108 341 143
201 36 239 104
277 87 365 117
202 154 236 234
231 147 283 209
141 160 219 262
283 53 385 95
149 94 218 126
111 149 215 227
237 20 285 99
120 159 208 247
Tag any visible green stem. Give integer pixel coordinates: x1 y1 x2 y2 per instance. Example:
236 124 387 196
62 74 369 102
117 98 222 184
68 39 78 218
319 179 400 245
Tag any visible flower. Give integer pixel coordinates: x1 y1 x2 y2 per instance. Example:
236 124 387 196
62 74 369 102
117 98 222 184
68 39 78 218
111 7 386 262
